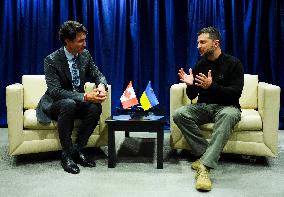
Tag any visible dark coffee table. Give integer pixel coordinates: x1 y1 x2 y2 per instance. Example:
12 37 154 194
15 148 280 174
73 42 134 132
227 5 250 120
105 110 165 169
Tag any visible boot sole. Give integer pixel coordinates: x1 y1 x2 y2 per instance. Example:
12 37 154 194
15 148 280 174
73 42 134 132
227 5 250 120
196 185 212 191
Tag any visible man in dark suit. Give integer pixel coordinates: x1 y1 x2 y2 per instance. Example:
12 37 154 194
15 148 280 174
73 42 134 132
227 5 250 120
36 21 108 174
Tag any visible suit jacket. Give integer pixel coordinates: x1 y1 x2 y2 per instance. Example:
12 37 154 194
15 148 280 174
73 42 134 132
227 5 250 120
36 47 108 124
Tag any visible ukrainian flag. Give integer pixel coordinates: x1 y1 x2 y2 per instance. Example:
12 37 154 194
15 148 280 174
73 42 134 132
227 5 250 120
140 81 159 110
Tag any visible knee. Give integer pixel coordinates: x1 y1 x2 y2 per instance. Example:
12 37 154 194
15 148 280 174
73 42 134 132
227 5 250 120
218 108 241 123
61 99 76 113
172 107 186 123
88 103 102 117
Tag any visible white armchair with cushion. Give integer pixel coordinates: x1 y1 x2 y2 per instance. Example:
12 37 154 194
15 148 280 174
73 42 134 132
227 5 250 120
170 74 280 157
6 75 111 156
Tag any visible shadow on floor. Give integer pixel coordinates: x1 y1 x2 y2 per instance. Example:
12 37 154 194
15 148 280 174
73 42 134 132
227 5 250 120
10 147 107 166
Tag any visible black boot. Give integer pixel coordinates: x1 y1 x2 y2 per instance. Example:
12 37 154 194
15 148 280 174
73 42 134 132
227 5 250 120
73 144 96 167
61 151 80 174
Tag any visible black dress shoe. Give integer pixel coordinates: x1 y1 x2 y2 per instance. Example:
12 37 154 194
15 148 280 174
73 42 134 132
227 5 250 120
74 150 96 167
61 152 80 174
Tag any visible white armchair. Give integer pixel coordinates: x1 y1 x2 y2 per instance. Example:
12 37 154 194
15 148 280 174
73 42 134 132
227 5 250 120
6 75 111 156
170 74 280 157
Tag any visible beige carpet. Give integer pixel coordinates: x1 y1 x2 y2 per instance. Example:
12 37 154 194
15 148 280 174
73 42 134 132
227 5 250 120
0 128 284 197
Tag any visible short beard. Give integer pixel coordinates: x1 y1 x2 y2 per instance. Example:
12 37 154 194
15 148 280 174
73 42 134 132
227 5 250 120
201 46 214 59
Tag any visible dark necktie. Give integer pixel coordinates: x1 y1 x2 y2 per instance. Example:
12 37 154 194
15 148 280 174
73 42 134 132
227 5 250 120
71 56 80 91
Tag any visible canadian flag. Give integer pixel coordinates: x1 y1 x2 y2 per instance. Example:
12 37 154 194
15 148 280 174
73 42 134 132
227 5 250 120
120 81 139 109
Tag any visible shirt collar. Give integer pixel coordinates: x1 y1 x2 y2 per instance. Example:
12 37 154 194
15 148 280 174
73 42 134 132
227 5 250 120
64 47 78 61
205 53 224 65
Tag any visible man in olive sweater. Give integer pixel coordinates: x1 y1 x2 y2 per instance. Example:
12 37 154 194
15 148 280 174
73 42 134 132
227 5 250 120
173 27 244 191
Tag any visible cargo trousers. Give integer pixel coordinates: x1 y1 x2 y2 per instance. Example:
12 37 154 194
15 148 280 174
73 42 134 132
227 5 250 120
173 103 241 168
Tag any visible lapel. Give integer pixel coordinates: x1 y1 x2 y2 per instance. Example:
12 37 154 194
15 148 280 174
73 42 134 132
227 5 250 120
76 53 88 91
57 47 72 83
76 53 85 81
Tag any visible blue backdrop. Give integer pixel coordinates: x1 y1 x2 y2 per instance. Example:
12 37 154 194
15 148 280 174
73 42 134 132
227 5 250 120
1 0 284 128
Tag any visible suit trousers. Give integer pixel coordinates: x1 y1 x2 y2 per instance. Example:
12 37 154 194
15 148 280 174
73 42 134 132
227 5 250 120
173 103 241 168
49 98 102 153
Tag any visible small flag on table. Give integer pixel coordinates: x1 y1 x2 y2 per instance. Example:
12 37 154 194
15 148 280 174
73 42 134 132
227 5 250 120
120 81 139 109
140 81 159 110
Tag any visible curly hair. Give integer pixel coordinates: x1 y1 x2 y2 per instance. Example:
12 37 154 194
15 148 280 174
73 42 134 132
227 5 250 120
198 27 221 42
58 21 87 45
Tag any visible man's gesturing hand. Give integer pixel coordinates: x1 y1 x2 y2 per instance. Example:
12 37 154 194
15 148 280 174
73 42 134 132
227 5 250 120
194 70 212 89
178 68 194 85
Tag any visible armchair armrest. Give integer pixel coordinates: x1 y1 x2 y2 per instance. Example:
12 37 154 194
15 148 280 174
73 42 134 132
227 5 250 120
84 82 95 93
84 83 111 124
170 83 193 147
258 82 281 156
100 84 111 133
170 83 188 120
6 83 24 155
84 83 111 145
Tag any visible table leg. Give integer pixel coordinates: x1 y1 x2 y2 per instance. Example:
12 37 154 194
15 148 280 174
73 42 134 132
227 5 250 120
108 125 116 168
125 131 130 137
157 127 164 169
